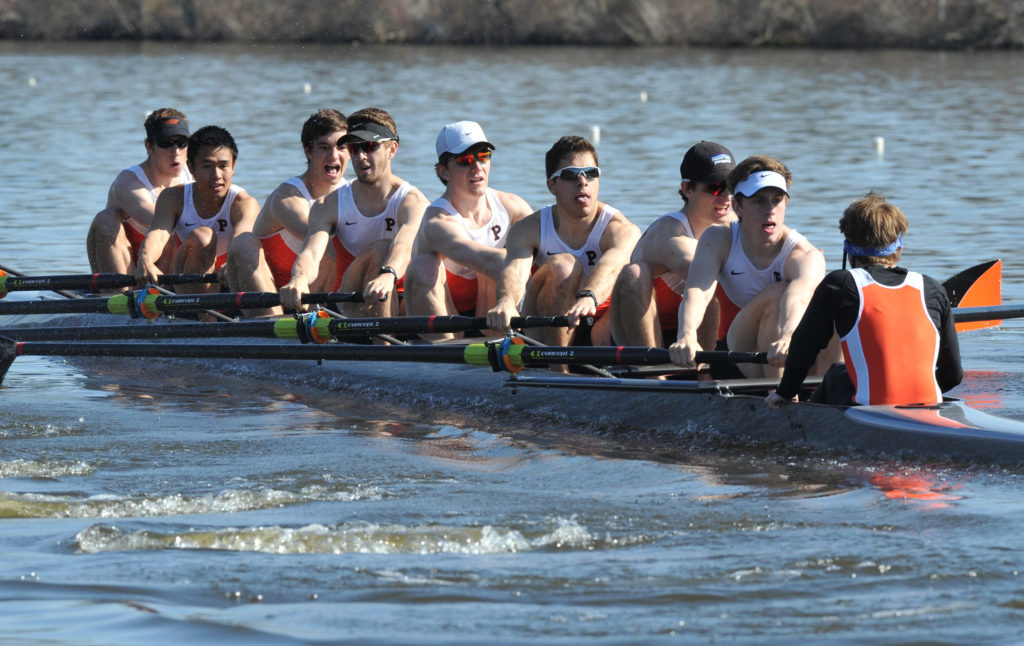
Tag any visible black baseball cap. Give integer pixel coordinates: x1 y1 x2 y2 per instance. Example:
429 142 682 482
679 141 735 184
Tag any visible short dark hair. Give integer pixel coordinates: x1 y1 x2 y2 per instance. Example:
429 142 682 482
301 108 348 151
187 125 238 167
544 136 597 180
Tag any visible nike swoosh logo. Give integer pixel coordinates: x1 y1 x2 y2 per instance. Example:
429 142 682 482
344 221 357 225
182 221 199 227
730 270 744 275
546 251 560 255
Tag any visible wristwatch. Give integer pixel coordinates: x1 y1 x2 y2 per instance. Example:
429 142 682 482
576 289 598 307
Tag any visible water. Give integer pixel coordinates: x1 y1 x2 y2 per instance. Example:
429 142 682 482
2 41 1024 644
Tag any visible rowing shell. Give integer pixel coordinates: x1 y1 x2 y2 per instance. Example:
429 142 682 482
4 305 1024 465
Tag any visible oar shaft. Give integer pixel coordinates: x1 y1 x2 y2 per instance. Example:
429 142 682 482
322 315 570 336
1 340 767 369
954 304 1024 323
0 273 217 292
4 340 468 363
0 290 365 317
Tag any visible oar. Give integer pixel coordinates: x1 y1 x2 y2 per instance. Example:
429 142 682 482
0 289 365 318
0 315 574 342
0 271 218 295
953 304 1024 324
0 263 78 299
0 338 765 385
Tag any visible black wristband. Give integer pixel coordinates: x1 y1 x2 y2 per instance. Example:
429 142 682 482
576 289 598 307
378 265 398 281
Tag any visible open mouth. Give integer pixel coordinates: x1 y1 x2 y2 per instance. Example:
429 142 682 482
324 163 342 178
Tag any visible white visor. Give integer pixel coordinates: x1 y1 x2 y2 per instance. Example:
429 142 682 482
734 170 789 198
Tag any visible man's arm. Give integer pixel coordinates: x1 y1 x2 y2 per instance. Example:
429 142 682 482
487 213 540 332
668 224 731 366
135 187 183 285
279 199 335 311
566 212 640 324
229 191 261 238
932 280 964 392
769 244 827 367
421 210 509 281
109 170 158 228
632 216 698 277
364 189 429 303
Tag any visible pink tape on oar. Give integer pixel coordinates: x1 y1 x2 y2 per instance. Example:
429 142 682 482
91 273 101 292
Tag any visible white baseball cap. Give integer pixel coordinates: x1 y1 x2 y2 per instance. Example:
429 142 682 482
435 121 494 159
734 170 790 198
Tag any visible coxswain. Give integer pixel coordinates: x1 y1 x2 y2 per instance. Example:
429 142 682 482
766 192 963 408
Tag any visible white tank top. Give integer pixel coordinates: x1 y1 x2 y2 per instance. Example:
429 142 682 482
433 188 512 279
172 183 242 261
717 219 807 308
537 204 617 276
125 164 193 230
334 181 413 257
651 210 694 294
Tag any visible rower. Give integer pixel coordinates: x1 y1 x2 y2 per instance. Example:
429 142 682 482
403 121 533 340
86 108 193 279
766 192 963 408
222 109 350 317
609 140 736 349
279 107 429 318
486 135 641 349
134 126 261 294
668 155 838 378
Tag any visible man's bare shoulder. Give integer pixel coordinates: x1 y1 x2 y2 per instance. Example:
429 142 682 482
700 221 734 246
491 189 533 221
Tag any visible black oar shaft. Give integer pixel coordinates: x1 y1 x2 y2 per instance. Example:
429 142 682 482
0 321 276 341
953 304 1024 323
0 273 217 292
0 290 365 317
325 315 570 335
5 340 468 363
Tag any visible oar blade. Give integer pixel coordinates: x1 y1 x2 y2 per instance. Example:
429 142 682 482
945 259 1002 332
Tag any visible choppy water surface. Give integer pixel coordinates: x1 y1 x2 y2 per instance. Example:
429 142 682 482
2 42 1024 644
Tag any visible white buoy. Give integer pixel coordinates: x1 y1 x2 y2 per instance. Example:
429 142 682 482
591 125 601 145
303 82 312 95
639 91 648 103
27 76 37 87
873 136 885 157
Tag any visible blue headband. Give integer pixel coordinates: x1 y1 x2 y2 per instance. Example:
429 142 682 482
843 235 903 258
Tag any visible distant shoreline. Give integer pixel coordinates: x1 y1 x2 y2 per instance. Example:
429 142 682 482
1 0 1022 49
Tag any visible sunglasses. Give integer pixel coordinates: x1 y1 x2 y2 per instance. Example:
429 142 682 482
345 140 390 155
452 150 492 166
697 181 729 196
154 138 188 149
549 166 601 182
